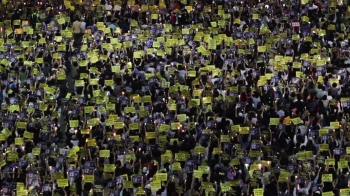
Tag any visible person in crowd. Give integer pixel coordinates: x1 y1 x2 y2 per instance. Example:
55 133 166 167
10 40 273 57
72 15 82 48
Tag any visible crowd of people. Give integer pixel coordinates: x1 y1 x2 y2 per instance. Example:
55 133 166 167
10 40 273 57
0 0 349 195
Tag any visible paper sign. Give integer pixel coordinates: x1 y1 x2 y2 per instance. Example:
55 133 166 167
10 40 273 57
15 138 24 145
279 172 289 182
319 144 329 151
269 118 279 125
177 114 186 122
100 150 110 158
104 164 115 172
114 122 124 129
322 192 334 196
291 118 302 125
194 146 205 154
154 173 167 181
24 131 34 139
0 134 5 141
325 159 335 165
17 122 27 129
322 174 333 182
124 107 136 113
194 170 203 178
57 179 68 187
338 161 348 169
32 148 41 156
340 189 350 195
330 122 340 129
129 122 139 130
150 181 161 190
69 120 79 128
84 175 94 183
254 188 264 196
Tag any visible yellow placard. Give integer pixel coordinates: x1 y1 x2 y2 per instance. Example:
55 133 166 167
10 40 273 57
154 173 167 181
291 118 302 124
69 120 79 128
129 122 139 130
254 188 264 196
322 174 333 182
338 161 348 169
100 150 110 158
84 175 94 183
81 129 90 134
32 148 41 156
177 114 186 122
75 80 84 87
57 179 69 187
198 165 209 174
319 144 329 151
105 80 113 86
340 189 350 196
114 122 124 129
0 134 5 141
124 107 136 113
269 118 280 125
23 131 34 139
325 158 335 165
150 181 161 190
104 164 116 172
194 170 203 178
322 192 334 196
258 46 266 52
15 138 24 145
330 122 340 129
17 122 27 129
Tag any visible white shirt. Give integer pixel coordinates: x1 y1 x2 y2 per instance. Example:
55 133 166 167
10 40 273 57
114 5 121 11
277 110 285 118
322 99 330 107
105 4 112 10
178 70 187 77
308 4 318 10
293 135 308 147
70 140 79 147
251 117 258 125
161 190 167 196
252 97 261 109
216 117 233 126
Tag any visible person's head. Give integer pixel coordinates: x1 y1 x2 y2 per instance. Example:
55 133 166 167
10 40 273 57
253 91 259 98
81 17 85 22
297 94 302 101
291 92 296 98
308 82 314 88
68 143 73 149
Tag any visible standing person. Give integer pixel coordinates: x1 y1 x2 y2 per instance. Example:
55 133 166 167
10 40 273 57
30 9 40 31
11 9 20 30
72 16 82 48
